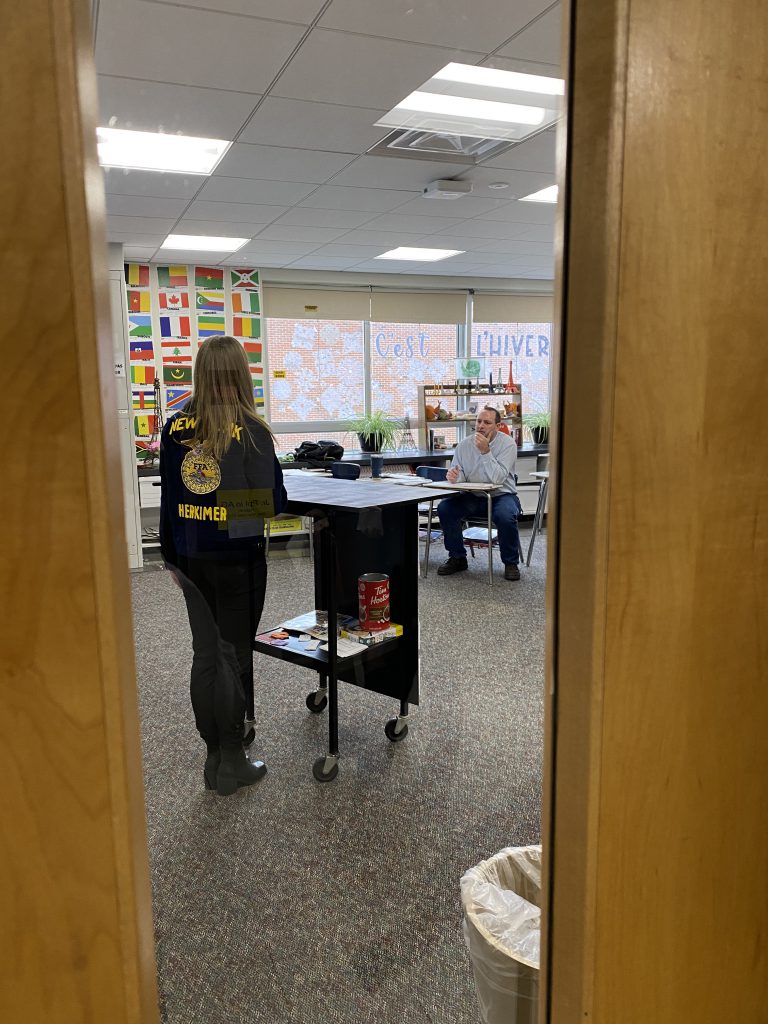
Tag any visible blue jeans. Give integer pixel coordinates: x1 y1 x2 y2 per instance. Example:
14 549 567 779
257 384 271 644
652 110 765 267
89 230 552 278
437 492 523 566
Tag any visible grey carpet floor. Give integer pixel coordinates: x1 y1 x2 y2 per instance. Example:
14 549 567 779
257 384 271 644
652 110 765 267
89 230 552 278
131 533 546 1024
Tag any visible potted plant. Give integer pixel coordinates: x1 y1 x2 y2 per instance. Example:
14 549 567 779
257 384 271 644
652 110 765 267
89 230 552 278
348 411 402 452
523 412 551 445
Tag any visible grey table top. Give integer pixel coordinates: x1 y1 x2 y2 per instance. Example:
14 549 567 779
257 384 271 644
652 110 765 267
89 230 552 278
284 474 455 511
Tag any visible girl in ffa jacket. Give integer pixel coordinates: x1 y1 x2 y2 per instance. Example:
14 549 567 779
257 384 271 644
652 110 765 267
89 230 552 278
160 335 286 796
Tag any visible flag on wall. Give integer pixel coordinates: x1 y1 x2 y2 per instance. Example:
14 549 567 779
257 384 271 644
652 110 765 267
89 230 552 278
125 264 149 287
232 291 260 314
195 267 223 289
230 269 259 289
233 315 260 339
163 364 193 384
130 339 154 360
132 389 156 410
197 314 225 337
157 265 188 288
159 291 189 311
128 314 153 337
241 340 262 365
165 387 192 410
159 315 192 338
160 341 192 359
253 386 264 400
196 290 225 311
134 414 157 437
131 364 155 385
128 290 151 312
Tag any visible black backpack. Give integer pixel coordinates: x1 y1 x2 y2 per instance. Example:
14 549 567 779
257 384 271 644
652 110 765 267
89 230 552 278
292 439 344 467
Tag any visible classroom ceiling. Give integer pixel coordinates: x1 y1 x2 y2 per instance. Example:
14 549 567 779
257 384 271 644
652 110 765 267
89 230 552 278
93 0 562 280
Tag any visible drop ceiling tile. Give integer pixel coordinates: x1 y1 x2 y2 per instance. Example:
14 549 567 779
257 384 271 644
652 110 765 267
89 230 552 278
183 201 287 224
482 131 557 173
105 194 190 218
197 177 318 205
272 207 375 229
157 249 251 264
333 228 431 246
483 54 562 78
497 4 564 66
239 97 389 153
173 219 267 237
328 155 469 191
106 229 168 244
214 144 355 183
393 195 505 217
123 246 158 260
360 213 465 234
107 215 177 234
457 166 554 199
235 241 315 257
103 168 206 198
315 243 393 258
160 0 326 21
299 185 416 212
431 218 544 241
318 0 553 51
286 256 367 270
97 76 258 138
273 29 483 109
476 200 556 225
253 224 348 243
95 2 305 92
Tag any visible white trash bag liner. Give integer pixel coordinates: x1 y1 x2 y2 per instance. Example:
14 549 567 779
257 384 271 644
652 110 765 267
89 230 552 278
460 845 541 1024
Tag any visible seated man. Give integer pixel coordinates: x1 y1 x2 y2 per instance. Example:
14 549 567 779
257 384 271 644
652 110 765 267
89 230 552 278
437 405 523 581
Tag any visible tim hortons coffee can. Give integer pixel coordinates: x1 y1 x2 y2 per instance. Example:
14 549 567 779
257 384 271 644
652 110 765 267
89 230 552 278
358 573 391 631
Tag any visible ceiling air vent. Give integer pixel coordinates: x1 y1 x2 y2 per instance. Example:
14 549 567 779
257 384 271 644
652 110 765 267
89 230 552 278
367 128 515 165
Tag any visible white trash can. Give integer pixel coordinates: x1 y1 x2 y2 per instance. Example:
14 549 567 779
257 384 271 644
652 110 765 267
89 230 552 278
460 845 541 1024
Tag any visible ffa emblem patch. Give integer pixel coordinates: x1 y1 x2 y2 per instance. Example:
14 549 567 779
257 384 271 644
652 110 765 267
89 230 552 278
181 449 221 495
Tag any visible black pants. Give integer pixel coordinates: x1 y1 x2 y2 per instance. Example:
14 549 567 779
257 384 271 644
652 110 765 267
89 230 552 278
176 547 267 749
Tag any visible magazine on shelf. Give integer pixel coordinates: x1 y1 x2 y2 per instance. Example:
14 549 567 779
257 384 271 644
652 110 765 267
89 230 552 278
280 610 356 641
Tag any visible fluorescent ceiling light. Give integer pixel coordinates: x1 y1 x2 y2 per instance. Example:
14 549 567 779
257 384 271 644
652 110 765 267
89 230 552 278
161 234 248 252
97 128 230 174
396 91 545 127
433 62 565 96
375 247 464 262
519 185 559 203
375 63 562 144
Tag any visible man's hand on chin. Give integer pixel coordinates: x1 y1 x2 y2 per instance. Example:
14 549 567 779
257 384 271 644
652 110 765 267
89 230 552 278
474 432 490 454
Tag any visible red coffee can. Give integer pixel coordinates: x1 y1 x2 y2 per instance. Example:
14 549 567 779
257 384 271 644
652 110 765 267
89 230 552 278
358 573 391 631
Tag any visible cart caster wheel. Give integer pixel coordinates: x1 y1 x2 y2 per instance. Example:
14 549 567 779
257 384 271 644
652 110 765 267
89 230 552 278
385 717 409 743
312 756 339 782
305 691 328 713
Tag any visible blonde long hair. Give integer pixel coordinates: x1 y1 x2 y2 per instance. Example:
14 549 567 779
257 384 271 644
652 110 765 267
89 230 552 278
185 335 270 461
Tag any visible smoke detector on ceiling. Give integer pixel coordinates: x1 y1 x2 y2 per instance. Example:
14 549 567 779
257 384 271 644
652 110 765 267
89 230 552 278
423 179 473 200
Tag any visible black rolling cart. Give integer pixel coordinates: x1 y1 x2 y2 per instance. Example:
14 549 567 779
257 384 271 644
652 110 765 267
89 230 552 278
253 474 454 782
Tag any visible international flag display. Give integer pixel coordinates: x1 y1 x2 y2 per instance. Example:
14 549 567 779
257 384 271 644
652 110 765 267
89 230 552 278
157 265 188 289
128 314 152 337
233 315 260 339
132 389 156 411
127 290 150 312
197 314 225 337
124 264 149 287
130 339 154 360
165 387 192 410
253 386 264 400
196 290 225 311
134 414 157 437
230 269 259 289
159 291 189 311
131 364 155 385
232 290 260 314
163 364 193 384
159 315 192 338
241 340 262 365
195 267 223 289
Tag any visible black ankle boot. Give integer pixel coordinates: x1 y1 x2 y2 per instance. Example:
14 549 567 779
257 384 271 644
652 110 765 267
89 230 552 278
203 746 220 790
216 746 267 797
